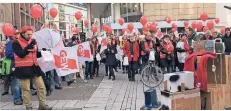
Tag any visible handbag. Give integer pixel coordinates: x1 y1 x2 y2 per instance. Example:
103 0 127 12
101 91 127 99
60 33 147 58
123 56 129 66
96 53 101 61
149 50 155 61
41 51 54 62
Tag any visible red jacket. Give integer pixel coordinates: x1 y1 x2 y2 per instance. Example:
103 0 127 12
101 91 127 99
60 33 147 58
123 41 140 62
184 51 216 91
196 53 216 91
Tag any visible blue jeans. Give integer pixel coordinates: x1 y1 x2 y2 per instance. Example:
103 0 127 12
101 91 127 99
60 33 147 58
11 76 21 101
51 70 61 88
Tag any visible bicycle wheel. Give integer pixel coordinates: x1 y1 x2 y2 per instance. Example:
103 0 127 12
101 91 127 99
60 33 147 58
141 65 164 88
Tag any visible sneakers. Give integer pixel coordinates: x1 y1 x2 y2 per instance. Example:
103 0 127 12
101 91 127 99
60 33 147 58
46 90 52 96
55 86 62 90
38 104 52 110
82 79 88 83
14 100 23 105
1 91 9 96
67 80 74 86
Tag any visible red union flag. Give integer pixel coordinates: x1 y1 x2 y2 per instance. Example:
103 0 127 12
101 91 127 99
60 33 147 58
75 42 93 63
99 37 107 53
51 47 79 76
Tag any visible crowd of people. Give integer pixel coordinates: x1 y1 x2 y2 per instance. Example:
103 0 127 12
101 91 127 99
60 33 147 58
0 25 231 110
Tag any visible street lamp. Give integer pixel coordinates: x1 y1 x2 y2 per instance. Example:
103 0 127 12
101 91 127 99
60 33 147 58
224 6 231 10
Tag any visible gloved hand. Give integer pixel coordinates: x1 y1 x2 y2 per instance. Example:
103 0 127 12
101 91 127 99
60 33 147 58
25 43 34 50
30 39 37 45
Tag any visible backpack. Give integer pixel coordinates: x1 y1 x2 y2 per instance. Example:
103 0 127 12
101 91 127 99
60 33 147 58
1 57 12 76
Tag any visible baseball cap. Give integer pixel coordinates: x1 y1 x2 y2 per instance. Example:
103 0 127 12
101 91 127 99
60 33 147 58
21 26 33 33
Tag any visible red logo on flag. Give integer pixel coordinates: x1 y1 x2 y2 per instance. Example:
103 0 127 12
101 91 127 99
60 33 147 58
54 50 78 71
101 38 107 46
77 45 90 58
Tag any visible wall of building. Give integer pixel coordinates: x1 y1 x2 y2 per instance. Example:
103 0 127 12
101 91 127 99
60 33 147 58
46 3 87 39
0 3 13 41
143 3 216 21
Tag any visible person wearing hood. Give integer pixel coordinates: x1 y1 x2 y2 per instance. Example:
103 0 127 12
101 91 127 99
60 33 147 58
12 26 52 110
222 28 231 55
186 27 199 47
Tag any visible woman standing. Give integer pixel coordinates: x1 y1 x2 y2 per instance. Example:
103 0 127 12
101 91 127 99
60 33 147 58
176 33 191 71
105 38 117 80
159 35 174 73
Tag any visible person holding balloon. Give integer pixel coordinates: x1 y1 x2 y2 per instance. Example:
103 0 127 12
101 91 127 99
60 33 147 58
159 35 174 74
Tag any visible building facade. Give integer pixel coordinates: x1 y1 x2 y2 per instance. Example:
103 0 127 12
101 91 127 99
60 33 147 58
0 3 45 42
106 3 231 35
45 3 87 39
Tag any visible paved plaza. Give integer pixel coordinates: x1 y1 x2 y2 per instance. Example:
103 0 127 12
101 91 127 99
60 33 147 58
0 66 162 110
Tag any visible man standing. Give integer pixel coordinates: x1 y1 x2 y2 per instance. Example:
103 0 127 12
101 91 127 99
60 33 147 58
5 30 23 105
12 26 52 110
223 28 231 55
123 34 140 81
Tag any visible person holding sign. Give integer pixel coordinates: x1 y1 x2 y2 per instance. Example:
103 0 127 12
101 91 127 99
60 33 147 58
12 26 52 110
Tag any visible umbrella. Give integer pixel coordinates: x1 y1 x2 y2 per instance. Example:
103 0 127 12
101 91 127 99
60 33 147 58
33 28 62 50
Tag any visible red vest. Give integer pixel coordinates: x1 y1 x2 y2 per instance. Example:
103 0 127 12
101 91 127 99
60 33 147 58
141 41 153 55
124 41 139 62
14 37 38 67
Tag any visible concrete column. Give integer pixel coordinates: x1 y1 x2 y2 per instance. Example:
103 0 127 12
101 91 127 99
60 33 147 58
111 3 114 23
87 3 91 33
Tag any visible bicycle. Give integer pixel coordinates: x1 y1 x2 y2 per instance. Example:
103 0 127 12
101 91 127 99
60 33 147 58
141 58 164 88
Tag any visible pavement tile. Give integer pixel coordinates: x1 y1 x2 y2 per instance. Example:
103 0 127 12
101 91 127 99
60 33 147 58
63 100 79 108
0 102 10 108
74 100 87 108
2 102 14 110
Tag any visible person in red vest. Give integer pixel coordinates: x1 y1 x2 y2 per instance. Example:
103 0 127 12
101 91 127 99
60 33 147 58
12 26 52 110
123 33 139 81
159 35 174 73
140 32 154 72
121 35 128 73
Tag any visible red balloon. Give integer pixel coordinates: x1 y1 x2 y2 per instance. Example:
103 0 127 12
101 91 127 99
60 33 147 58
184 21 189 27
221 27 226 35
84 20 89 27
147 22 152 29
119 18 124 26
92 24 98 33
75 12 82 20
73 27 79 34
200 12 208 21
172 27 177 32
215 18 220 24
191 21 197 30
2 23 14 36
30 4 42 19
142 25 148 32
203 26 209 32
102 24 109 31
49 8 58 18
166 17 171 24
140 16 148 26
172 23 177 28
196 22 203 31
127 23 134 31
151 24 157 32
107 27 112 34
207 21 214 29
